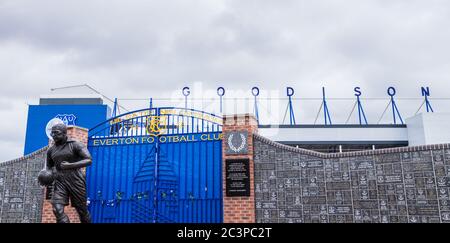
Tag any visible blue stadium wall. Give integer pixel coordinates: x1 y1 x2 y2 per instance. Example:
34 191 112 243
24 104 110 155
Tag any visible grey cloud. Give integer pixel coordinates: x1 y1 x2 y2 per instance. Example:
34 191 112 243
1 0 450 161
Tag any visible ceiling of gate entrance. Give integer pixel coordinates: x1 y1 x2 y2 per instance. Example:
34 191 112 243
1 0 450 161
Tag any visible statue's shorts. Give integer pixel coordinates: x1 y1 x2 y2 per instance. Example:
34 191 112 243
51 169 87 207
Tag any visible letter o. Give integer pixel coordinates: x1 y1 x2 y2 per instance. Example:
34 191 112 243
217 87 225 96
387 87 396 96
252 87 260 96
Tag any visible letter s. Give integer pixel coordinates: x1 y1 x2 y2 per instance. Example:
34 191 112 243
354 87 361 97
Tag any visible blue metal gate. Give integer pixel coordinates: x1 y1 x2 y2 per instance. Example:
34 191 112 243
86 107 223 223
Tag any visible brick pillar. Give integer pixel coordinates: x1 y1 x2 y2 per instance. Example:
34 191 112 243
41 126 89 223
222 114 258 223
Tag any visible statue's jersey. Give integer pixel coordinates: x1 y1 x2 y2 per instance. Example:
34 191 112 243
47 139 91 171
46 139 92 206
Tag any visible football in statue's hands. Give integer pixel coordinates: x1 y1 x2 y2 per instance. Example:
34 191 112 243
37 169 54 186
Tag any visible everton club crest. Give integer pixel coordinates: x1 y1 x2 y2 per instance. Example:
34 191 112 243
148 116 161 134
55 114 77 126
146 116 169 135
225 131 248 155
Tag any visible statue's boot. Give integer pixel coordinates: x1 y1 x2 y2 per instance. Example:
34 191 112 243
53 204 70 223
76 206 91 223
56 214 70 223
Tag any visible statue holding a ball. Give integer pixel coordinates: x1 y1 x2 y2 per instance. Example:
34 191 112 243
38 123 92 223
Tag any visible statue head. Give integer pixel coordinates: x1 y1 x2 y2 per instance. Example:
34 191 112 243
51 123 67 145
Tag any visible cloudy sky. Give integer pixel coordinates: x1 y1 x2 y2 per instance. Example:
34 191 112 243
1 0 450 161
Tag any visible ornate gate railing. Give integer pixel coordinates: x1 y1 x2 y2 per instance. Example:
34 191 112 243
86 107 223 223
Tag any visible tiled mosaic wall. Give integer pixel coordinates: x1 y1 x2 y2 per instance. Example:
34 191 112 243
0 147 46 223
254 135 450 223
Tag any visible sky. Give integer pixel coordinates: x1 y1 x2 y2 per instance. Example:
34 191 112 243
1 0 450 161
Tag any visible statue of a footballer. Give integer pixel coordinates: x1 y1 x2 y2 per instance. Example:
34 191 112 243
38 123 92 223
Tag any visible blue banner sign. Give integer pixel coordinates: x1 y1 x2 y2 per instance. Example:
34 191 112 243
89 132 223 146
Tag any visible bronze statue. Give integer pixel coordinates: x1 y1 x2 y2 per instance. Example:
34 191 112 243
45 123 92 223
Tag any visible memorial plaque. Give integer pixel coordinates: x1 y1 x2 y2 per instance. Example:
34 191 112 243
307 160 323 168
326 181 351 190
262 202 277 209
378 175 403 184
226 159 250 197
258 163 276 170
377 154 401 164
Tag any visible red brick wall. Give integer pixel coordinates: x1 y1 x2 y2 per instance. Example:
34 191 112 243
222 114 258 223
41 126 89 223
